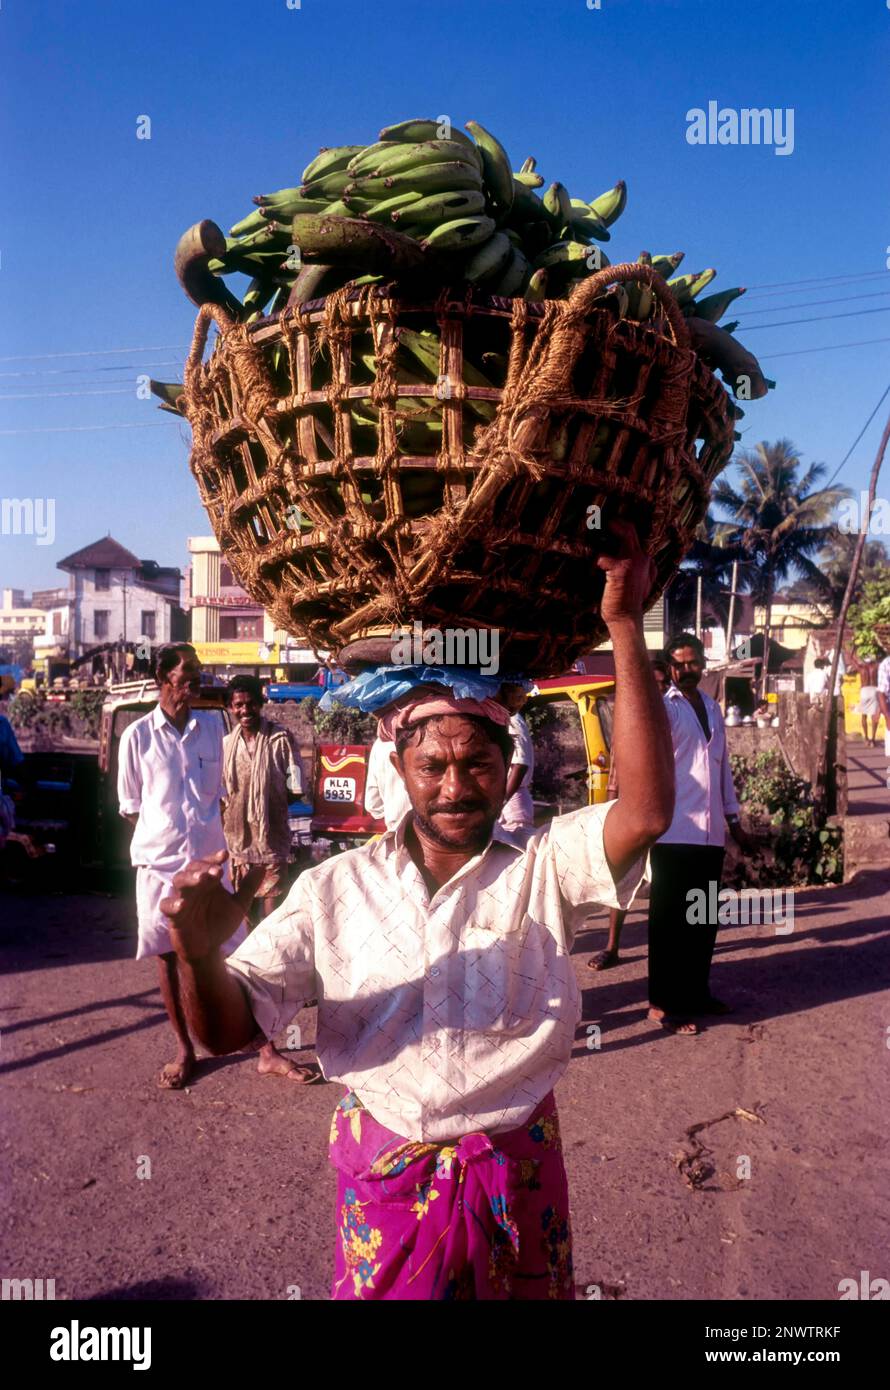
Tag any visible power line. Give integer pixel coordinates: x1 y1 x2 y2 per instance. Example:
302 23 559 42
757 336 890 359
822 382 890 489
0 344 190 363
739 306 890 333
0 360 184 380
737 290 890 318
0 421 171 435
0 387 140 401
743 269 887 294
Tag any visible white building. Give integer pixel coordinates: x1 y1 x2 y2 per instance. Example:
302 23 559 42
55 536 184 660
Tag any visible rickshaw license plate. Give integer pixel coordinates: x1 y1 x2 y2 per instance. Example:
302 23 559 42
323 777 356 803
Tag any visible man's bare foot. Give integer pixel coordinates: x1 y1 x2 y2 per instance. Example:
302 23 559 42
588 949 620 971
257 1044 324 1084
648 1007 699 1035
158 1055 195 1089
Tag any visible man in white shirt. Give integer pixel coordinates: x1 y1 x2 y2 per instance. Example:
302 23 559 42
157 524 675 1300
118 644 250 1089
364 731 412 830
805 659 830 702
648 633 751 1035
498 683 535 830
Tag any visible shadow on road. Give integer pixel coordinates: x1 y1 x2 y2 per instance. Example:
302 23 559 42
572 867 890 1056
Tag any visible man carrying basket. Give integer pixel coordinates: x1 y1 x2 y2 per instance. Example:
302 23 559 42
158 522 674 1300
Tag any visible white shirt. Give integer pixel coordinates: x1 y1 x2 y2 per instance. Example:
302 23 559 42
659 686 739 847
118 704 227 872
226 800 646 1142
363 736 412 830
877 657 890 697
805 668 829 700
499 712 535 830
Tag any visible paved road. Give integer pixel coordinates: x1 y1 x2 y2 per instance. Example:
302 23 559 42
2 752 888 1300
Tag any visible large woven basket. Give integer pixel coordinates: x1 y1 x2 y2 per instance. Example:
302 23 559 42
181 262 735 675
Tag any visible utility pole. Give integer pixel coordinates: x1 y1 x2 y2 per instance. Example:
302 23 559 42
816 407 890 812
695 574 703 639
726 558 739 659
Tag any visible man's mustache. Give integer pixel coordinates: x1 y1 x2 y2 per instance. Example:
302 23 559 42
430 801 484 815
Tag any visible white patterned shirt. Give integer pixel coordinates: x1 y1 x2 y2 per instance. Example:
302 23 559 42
226 801 645 1142
877 657 890 697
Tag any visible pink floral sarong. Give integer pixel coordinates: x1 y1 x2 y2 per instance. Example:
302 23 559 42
329 1091 574 1301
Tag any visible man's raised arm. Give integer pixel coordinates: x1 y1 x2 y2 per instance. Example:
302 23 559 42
598 522 675 879
159 853 265 1055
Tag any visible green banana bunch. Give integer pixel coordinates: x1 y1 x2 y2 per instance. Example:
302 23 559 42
178 113 771 420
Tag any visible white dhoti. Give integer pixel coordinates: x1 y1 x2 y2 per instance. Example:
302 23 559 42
135 863 248 960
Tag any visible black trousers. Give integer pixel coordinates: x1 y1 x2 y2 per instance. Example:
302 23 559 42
647 843 726 1015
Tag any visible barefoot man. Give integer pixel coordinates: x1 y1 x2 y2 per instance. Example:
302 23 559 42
160 524 674 1299
222 674 320 1084
117 643 248 1089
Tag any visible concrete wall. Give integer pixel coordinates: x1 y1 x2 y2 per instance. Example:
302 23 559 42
726 693 846 815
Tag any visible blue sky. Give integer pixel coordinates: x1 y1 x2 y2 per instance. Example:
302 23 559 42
2 0 889 593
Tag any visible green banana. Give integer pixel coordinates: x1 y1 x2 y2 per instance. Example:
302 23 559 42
489 245 529 295
587 180 627 227
462 230 514 282
514 170 545 189
690 286 746 322
354 139 483 179
253 187 303 208
396 329 497 420
391 189 486 229
150 380 185 409
346 141 401 177
509 181 548 221
651 252 685 277
420 215 497 250
544 182 573 224
465 120 514 219
299 170 353 201
301 145 364 185
226 224 291 252
378 118 476 150
532 240 591 272
230 208 270 238
667 268 716 305
525 268 549 301
351 190 424 222
242 276 278 314
519 157 537 174
345 160 483 199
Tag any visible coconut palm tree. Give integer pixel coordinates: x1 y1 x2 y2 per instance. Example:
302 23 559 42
711 440 851 690
789 531 888 617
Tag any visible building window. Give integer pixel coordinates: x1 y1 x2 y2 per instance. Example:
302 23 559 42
220 562 234 587
53 612 62 635
95 569 110 591
141 611 156 640
219 614 261 641
94 610 110 639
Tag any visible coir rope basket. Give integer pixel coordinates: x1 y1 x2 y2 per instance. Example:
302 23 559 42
181 262 735 675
